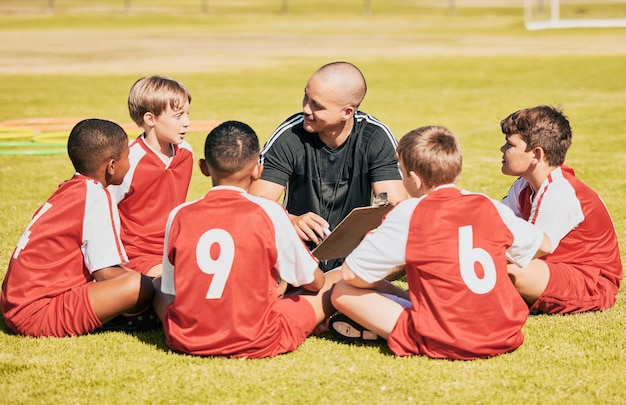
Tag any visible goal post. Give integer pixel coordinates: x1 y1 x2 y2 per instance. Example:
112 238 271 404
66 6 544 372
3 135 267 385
524 0 626 30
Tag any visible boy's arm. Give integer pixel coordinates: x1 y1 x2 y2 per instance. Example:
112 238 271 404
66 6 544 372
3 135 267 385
508 232 553 265
341 262 410 300
342 262 375 288
92 265 129 282
534 233 553 258
300 267 325 293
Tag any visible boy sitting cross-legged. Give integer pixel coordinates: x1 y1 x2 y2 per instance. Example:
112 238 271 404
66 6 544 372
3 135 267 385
153 120 340 359
330 125 551 360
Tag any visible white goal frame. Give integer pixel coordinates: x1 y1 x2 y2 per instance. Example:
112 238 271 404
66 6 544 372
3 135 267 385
524 0 626 30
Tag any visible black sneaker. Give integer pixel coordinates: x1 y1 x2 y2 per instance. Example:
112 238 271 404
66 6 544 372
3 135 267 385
329 313 383 344
100 307 162 332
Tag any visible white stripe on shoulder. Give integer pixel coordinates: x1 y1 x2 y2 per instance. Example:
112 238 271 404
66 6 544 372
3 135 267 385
259 114 304 163
108 142 145 202
164 199 198 237
461 189 519 221
178 140 193 153
129 139 147 161
460 189 508 208
460 189 491 198
354 111 397 147
161 200 199 296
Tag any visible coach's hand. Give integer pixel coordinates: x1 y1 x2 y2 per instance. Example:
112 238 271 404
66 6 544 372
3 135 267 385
289 212 329 245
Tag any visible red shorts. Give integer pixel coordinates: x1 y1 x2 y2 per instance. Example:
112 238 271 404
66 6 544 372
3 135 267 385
265 295 317 357
530 262 619 314
387 309 421 357
125 255 162 275
8 283 101 337
388 309 524 360
164 295 317 359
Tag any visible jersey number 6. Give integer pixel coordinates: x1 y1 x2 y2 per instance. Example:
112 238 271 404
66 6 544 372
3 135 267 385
458 225 497 295
196 229 235 299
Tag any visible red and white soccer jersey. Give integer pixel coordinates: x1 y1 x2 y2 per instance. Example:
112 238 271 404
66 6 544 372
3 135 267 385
502 165 623 313
345 185 545 360
1 174 128 336
108 135 193 273
161 186 320 358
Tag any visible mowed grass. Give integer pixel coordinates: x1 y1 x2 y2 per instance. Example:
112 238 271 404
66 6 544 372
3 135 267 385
1 3 625 404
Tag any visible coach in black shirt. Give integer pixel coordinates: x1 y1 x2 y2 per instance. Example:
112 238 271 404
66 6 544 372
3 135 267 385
249 61 407 272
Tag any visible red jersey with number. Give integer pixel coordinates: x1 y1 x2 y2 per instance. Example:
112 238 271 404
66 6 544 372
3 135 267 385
1 174 127 332
345 186 545 360
161 186 319 358
109 135 193 262
502 166 622 312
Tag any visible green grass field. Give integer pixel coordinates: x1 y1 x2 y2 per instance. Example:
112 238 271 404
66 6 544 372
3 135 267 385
1 2 625 404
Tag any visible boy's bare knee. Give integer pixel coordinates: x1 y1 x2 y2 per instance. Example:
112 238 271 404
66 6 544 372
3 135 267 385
115 271 154 307
506 260 550 305
325 268 344 285
330 280 351 309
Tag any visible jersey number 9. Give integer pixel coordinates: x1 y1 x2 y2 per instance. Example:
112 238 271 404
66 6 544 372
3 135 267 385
196 229 235 299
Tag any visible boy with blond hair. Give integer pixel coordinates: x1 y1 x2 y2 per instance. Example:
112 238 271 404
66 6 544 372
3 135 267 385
109 75 193 277
330 125 551 360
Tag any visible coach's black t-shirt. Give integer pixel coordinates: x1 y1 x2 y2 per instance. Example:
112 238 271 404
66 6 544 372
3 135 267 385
259 111 401 271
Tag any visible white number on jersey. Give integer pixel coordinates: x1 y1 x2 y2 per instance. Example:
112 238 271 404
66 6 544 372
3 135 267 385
196 228 235 299
13 202 53 260
458 225 497 294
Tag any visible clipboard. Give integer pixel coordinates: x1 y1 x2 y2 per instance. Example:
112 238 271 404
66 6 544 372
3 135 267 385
311 203 394 261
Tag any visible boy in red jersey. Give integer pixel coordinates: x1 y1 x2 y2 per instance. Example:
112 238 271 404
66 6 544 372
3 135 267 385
499 105 623 314
330 126 551 360
1 119 155 337
109 76 193 277
153 121 340 359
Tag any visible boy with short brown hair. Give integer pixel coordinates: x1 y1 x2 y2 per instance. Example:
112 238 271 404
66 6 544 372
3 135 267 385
499 105 622 313
330 125 550 360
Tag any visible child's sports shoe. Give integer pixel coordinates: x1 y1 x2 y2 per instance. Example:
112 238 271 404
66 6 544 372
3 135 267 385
100 307 162 332
329 313 383 344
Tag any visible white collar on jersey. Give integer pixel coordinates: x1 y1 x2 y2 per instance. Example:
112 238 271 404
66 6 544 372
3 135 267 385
209 185 247 193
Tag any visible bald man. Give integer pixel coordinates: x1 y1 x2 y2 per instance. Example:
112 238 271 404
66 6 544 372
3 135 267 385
250 62 407 272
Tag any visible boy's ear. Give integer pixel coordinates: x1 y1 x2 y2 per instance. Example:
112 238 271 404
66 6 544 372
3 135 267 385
100 158 116 185
143 111 156 127
532 146 545 163
408 170 422 191
106 158 116 176
251 163 263 181
198 159 211 177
